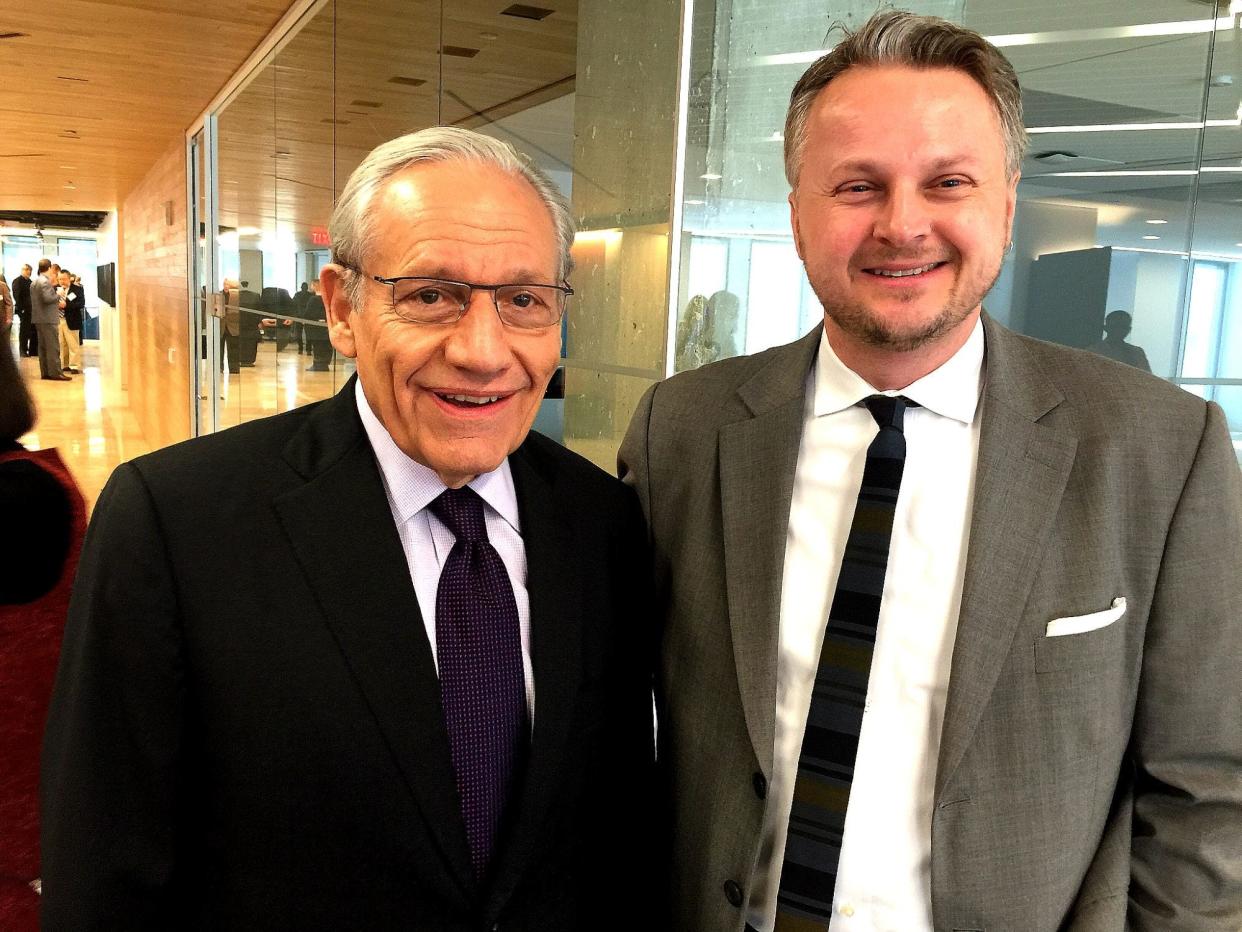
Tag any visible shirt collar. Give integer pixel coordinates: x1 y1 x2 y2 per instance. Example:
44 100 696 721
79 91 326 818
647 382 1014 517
812 316 985 425
354 380 521 532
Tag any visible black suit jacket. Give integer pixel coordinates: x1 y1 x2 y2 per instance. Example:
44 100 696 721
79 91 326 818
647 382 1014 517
41 380 659 930
10 274 30 315
63 283 85 331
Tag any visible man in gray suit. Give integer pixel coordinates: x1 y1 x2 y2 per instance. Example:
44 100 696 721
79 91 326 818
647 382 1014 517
620 11 1241 932
30 258 69 381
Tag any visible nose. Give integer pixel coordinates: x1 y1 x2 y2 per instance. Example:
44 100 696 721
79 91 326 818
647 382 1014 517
442 289 513 376
873 184 931 248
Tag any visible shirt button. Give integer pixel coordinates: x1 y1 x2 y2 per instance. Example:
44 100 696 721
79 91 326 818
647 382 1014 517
840 904 855 917
752 771 768 800
723 879 744 907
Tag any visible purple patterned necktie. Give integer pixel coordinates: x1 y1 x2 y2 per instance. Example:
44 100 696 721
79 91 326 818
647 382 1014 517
429 486 528 878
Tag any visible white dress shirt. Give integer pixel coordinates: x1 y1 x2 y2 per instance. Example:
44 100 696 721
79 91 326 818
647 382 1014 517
747 319 985 931
355 382 535 719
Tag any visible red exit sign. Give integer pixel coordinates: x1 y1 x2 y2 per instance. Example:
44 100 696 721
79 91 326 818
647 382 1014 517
310 227 331 246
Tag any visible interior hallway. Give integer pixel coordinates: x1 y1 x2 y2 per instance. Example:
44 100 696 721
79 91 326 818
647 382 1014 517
12 336 149 514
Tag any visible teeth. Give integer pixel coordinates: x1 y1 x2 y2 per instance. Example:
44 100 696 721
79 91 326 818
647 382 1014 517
871 263 939 278
441 393 500 405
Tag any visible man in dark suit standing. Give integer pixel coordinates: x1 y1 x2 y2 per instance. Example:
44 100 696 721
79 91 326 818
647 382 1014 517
620 11 1240 931
42 126 659 930
303 278 333 371
10 264 34 356
56 269 84 374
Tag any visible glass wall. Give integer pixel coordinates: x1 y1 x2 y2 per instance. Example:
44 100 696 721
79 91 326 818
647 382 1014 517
195 0 682 472
675 0 1242 463
195 0 1242 468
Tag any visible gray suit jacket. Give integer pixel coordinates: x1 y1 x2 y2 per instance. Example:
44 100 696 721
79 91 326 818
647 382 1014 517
619 314 1242 931
29 274 61 325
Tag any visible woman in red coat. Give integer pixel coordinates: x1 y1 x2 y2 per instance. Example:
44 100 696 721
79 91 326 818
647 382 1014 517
0 346 86 929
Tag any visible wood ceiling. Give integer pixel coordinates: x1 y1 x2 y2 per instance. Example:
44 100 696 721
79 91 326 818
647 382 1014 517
0 0 581 245
214 0 579 240
0 0 295 213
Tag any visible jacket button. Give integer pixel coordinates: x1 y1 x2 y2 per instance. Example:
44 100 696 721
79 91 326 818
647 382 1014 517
753 771 767 800
723 879 744 907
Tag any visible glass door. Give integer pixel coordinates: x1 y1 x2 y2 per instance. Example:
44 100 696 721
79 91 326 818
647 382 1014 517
189 119 222 432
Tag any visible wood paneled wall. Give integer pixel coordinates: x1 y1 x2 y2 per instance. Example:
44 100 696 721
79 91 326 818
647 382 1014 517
119 139 192 453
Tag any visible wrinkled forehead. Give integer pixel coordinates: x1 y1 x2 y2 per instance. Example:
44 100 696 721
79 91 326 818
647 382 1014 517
368 162 559 274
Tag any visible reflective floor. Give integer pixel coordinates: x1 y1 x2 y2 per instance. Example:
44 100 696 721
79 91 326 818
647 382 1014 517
13 336 149 515
203 339 351 432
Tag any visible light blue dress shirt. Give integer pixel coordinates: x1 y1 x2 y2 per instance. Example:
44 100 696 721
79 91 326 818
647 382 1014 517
355 381 535 719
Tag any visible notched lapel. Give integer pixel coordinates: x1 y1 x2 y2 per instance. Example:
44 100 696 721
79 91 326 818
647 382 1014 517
485 439 584 911
273 387 476 901
719 328 819 777
936 320 1078 800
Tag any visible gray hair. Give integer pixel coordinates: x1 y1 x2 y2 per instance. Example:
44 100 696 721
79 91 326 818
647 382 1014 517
328 126 575 308
784 10 1027 188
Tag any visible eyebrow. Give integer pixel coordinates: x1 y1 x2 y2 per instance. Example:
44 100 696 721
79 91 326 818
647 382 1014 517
831 155 983 176
393 266 559 283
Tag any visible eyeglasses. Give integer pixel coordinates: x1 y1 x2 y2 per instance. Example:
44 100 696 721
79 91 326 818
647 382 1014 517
348 269 572 329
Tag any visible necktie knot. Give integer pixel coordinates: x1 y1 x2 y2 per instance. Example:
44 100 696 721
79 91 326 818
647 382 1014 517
429 486 487 544
863 394 916 432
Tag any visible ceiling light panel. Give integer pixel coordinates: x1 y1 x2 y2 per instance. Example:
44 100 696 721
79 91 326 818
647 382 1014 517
500 4 555 20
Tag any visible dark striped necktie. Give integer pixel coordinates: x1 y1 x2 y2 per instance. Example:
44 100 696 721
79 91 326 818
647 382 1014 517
774 394 915 929
430 486 528 879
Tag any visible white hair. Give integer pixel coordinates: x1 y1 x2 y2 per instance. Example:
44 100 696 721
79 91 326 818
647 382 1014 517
328 126 575 308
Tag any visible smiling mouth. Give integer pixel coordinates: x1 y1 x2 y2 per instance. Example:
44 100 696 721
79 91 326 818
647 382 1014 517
864 261 947 278
435 392 505 407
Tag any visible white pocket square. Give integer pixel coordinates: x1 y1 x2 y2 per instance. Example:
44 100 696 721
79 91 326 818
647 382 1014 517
1045 597 1126 637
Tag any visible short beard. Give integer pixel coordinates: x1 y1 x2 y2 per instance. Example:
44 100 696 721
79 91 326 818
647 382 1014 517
814 261 1002 353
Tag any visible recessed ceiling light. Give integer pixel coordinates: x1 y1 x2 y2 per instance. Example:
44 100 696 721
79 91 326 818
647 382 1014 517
479 31 498 40
685 199 705 205
500 4 554 20
59 165 76 169
700 173 722 180
1143 235 1160 240
1145 219 1168 224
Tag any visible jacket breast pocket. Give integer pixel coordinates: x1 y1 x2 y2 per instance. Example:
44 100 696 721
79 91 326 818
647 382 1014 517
1034 608 1128 674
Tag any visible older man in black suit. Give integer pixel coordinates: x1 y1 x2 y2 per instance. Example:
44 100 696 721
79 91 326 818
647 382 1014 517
42 127 660 930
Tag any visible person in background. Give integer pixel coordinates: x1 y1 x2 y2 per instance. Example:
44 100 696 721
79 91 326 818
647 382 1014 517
303 278 333 372
1088 310 1151 373
237 280 262 367
292 281 312 354
620 10 1241 931
0 276 12 341
29 260 66 381
220 278 241 375
10 266 35 358
56 270 84 375
0 343 87 929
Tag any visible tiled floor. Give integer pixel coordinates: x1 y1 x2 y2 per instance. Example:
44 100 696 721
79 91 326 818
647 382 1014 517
15 339 149 515
14 335 356 515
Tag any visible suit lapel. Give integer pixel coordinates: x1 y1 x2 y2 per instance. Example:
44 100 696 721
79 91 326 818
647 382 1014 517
718 327 821 776
935 316 1078 799
484 437 583 911
271 381 476 901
